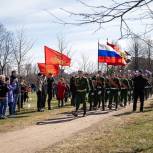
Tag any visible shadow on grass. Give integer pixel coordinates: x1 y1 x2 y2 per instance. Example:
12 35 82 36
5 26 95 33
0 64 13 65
36 110 111 125
60 108 114 116
36 116 77 125
8 115 29 118
114 107 153 117
16 110 37 115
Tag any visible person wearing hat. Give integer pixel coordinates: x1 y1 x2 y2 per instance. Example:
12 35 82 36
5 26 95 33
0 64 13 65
72 70 89 117
132 70 148 112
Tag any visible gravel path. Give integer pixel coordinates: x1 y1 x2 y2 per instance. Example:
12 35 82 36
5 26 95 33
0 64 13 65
0 105 132 153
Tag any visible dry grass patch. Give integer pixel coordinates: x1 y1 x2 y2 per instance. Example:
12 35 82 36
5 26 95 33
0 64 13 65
0 93 73 133
38 99 153 153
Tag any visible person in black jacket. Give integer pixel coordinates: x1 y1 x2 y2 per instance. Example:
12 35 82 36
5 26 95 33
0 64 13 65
47 73 55 110
0 75 9 119
132 70 148 112
70 75 76 106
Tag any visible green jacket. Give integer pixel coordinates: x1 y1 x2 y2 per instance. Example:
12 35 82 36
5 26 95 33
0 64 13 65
75 77 89 93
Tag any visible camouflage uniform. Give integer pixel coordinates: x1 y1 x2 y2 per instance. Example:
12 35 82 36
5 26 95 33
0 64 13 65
74 75 89 116
120 77 129 107
105 76 111 105
109 76 121 110
88 77 95 111
128 78 133 104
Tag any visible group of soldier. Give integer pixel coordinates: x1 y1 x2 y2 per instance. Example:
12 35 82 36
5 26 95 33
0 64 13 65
35 69 152 117
70 70 152 117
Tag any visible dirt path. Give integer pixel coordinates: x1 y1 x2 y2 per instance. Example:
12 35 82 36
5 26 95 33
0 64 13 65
0 105 133 153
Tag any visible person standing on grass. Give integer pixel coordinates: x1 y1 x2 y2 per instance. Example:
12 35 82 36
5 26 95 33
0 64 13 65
132 70 148 112
72 70 89 117
6 77 16 116
0 75 9 119
36 73 43 112
42 75 47 111
57 78 66 107
20 78 26 109
10 71 20 114
64 81 70 104
47 73 55 110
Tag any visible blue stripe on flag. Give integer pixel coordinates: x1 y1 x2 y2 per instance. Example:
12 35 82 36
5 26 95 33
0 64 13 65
98 49 121 57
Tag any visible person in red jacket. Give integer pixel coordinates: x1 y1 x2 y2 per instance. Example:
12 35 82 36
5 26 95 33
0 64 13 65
57 78 66 107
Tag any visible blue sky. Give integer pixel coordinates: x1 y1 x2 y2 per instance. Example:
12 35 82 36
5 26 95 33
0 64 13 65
0 0 151 72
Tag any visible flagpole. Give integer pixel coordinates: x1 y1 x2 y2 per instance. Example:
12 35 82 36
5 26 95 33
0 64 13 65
98 40 99 71
44 46 47 76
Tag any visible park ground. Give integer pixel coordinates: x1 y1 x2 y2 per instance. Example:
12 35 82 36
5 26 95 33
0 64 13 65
0 93 153 153
38 99 153 153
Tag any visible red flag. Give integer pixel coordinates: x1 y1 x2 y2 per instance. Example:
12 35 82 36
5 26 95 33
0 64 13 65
44 46 71 66
38 63 59 76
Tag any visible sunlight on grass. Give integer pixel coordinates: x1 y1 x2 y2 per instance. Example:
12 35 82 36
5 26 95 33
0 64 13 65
38 99 153 153
0 92 73 133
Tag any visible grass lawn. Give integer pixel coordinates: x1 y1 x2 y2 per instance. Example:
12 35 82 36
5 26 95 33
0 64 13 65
0 92 73 133
39 98 153 153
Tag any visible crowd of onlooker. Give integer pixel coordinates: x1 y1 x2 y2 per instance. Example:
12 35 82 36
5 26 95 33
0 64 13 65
36 73 70 112
0 70 71 119
0 71 30 119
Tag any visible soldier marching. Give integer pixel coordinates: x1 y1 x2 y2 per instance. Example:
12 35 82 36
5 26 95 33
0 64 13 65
70 70 153 117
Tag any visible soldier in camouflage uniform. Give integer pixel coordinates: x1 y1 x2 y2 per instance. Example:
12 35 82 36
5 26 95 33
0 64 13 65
120 74 130 107
105 74 111 107
72 70 89 117
88 76 96 111
97 71 106 111
109 74 121 110
94 75 102 110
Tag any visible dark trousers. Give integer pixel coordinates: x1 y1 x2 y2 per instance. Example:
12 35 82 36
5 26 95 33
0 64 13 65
8 103 13 115
105 89 110 103
120 89 128 107
21 93 24 108
101 89 105 110
42 93 47 108
71 92 76 106
109 89 119 110
75 93 86 115
133 90 144 112
88 93 95 110
58 100 64 107
37 91 42 111
128 89 133 103
47 91 52 109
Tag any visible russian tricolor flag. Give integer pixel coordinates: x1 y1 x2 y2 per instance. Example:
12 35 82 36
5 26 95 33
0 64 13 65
98 43 126 66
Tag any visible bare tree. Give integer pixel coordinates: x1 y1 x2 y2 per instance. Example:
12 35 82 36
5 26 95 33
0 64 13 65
13 29 33 76
51 0 153 39
56 35 73 76
128 35 146 70
78 54 97 73
145 39 153 70
0 24 14 74
25 63 32 76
